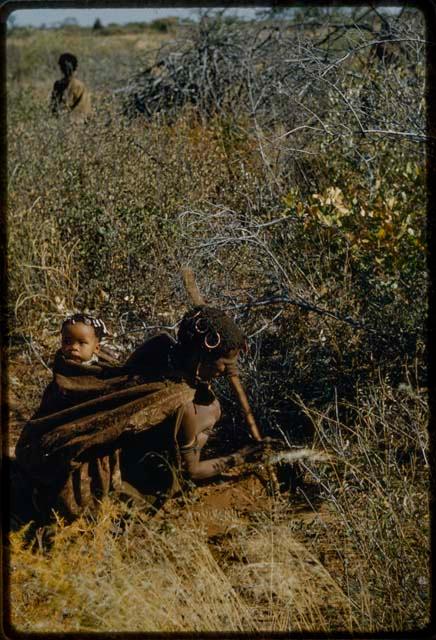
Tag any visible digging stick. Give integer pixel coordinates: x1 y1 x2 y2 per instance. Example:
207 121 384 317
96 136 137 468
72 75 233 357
181 266 205 306
227 374 263 441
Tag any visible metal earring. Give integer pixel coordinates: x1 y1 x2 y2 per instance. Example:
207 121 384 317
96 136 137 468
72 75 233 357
195 317 209 334
204 331 221 350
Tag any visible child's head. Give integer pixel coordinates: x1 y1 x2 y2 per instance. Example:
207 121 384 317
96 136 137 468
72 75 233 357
58 52 78 77
61 314 107 363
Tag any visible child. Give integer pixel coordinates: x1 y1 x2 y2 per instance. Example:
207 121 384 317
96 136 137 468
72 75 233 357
60 313 107 365
50 52 92 119
33 313 119 419
14 313 131 523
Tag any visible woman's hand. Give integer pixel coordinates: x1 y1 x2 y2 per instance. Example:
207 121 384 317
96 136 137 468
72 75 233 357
231 437 285 466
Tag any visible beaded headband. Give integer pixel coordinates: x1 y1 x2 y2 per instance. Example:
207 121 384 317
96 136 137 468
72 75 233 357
61 314 108 338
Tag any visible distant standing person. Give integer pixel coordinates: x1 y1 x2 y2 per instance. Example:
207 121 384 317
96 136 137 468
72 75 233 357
50 53 91 119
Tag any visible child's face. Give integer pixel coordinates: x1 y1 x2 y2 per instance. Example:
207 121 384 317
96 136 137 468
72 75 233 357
61 322 100 363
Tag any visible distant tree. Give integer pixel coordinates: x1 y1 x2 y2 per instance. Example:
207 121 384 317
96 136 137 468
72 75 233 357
149 18 177 32
93 18 103 30
61 17 78 27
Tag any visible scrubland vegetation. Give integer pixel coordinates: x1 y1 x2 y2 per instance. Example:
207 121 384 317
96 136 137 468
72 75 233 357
6 7 429 634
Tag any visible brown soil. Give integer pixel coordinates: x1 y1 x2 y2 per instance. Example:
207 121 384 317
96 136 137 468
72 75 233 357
166 473 275 537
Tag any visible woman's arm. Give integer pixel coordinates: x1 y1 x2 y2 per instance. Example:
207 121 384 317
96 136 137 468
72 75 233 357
178 400 262 481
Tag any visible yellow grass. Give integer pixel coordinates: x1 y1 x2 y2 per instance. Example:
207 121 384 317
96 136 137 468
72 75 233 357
9 496 352 633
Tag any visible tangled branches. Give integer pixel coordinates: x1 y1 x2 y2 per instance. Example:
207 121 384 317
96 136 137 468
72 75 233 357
177 206 368 330
122 9 425 164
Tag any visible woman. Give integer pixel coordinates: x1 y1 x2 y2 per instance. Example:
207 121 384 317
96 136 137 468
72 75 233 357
121 305 265 496
14 306 266 523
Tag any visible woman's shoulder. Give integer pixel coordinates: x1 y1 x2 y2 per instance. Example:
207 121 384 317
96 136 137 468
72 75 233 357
123 332 177 377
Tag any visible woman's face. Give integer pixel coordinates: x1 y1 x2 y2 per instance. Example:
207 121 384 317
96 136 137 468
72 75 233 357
196 349 240 382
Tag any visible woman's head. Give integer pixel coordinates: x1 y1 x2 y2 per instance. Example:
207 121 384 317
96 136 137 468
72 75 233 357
177 306 247 380
58 53 78 77
60 314 107 363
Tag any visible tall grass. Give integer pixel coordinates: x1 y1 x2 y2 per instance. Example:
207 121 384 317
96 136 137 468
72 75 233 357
297 378 429 631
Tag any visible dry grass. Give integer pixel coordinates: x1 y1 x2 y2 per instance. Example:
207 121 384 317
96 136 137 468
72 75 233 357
222 520 353 630
10 500 250 633
297 379 430 631
6 382 430 633
9 495 352 633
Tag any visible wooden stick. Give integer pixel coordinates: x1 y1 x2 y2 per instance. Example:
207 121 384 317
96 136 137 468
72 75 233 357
181 266 205 306
228 374 263 441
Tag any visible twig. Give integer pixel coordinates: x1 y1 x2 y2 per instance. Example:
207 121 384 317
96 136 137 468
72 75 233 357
25 336 51 373
248 309 284 338
231 295 376 333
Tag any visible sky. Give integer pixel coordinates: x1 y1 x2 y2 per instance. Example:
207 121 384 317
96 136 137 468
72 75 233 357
6 6 264 28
